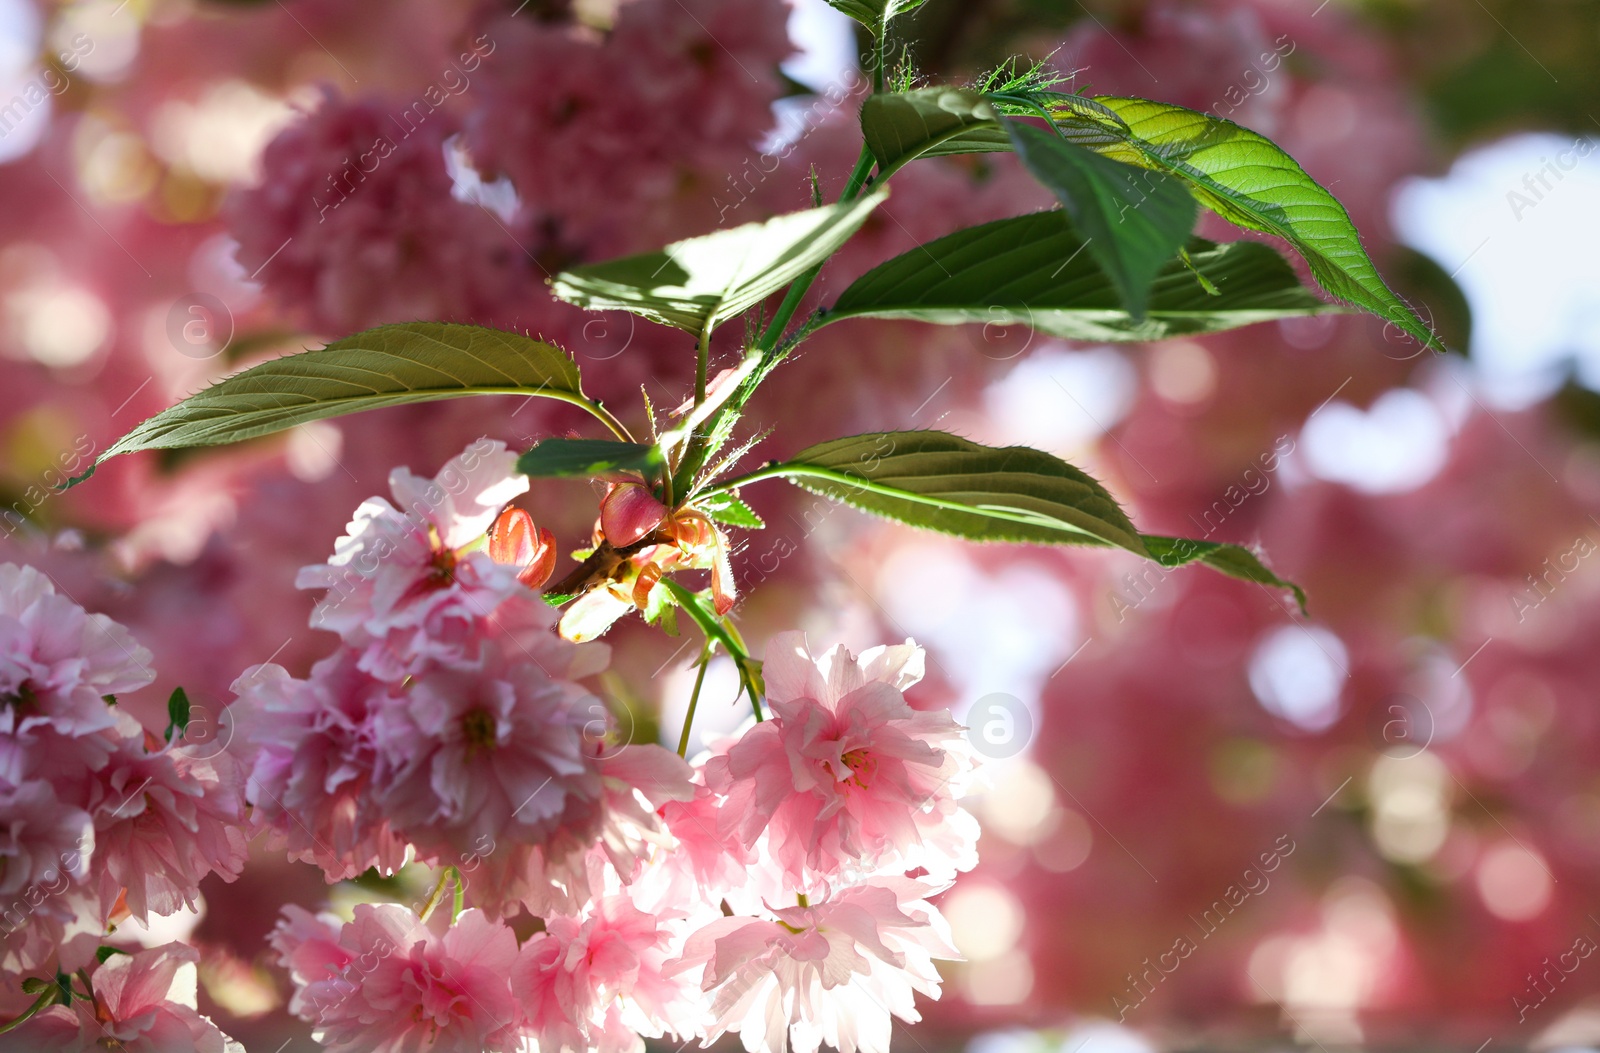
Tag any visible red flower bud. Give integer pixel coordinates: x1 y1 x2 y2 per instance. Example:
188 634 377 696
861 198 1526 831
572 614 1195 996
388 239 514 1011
600 482 668 547
488 507 557 589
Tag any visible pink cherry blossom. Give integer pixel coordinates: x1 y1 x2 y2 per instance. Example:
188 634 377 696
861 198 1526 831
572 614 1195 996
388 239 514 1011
465 0 791 256
0 886 103 976
7 942 244 1053
438 743 690 920
268 904 357 1020
232 652 410 881
0 764 100 970
0 780 92 903
0 707 121 802
379 636 693 915
89 719 249 924
483 592 612 683
275 903 523 1053
671 879 959 1053
515 890 702 1053
635 782 755 913
296 438 531 680
608 0 794 159
228 89 537 334
704 633 978 888
586 744 697 886
0 562 152 739
373 637 594 866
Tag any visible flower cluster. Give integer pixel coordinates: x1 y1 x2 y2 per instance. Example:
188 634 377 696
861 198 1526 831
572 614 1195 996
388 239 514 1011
663 630 977 1053
0 565 246 1049
227 0 795 338
241 439 978 1053
466 0 793 255
235 437 682 914
6 943 245 1053
227 89 536 336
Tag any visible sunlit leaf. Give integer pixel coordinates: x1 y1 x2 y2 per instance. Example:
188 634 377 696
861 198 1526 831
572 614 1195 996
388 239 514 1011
1007 121 1197 320
1142 535 1307 614
695 492 765 529
862 89 1439 350
762 430 1148 555
826 211 1338 341
861 87 1010 176
1055 96 1443 351
550 191 888 337
740 431 1305 609
71 324 594 486
823 0 927 32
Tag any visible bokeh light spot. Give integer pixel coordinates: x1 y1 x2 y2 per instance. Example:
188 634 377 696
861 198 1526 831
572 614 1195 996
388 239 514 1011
1475 841 1553 921
945 884 1025 963
1248 625 1348 732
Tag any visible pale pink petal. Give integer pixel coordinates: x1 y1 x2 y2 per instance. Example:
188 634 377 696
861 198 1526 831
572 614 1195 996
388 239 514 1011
706 635 978 886
761 632 825 706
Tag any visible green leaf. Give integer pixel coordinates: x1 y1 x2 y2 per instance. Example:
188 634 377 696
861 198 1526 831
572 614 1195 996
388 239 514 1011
95 946 131 965
1142 535 1307 614
825 211 1339 342
517 438 663 479
1388 246 1471 353
550 190 888 337
859 90 1437 350
695 492 765 529
722 432 1305 610
642 583 680 636
759 431 1149 556
862 88 1131 176
71 324 598 486
861 88 1010 176
823 0 926 32
164 686 190 741
1054 96 1443 352
1006 121 1197 320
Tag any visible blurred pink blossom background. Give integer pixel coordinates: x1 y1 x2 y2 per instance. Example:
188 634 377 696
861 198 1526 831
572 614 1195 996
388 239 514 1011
2 0 1598 1048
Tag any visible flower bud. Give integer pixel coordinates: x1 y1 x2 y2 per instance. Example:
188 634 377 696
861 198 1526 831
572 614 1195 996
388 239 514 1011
489 507 557 589
599 483 668 548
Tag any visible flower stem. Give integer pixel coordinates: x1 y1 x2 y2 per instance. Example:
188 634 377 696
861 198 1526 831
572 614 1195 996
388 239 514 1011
662 580 763 721
449 866 464 920
674 111 880 501
418 868 453 923
0 988 57 1035
678 642 713 757
588 399 637 444
752 145 876 356
874 15 888 94
694 325 711 407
